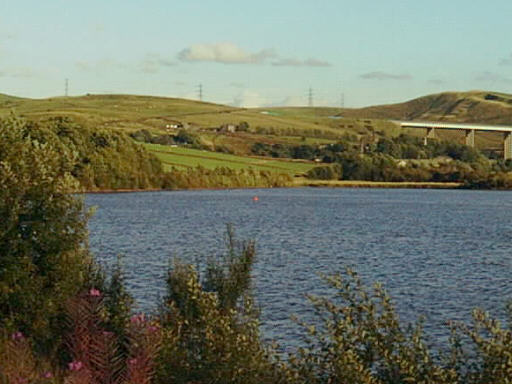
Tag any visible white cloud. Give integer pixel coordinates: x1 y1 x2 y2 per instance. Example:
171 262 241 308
178 42 276 64
232 90 269 107
0 67 34 78
76 59 126 72
177 42 332 69
228 92 338 108
360 71 412 80
139 53 176 73
268 95 336 107
229 82 246 88
272 58 331 67
269 95 307 107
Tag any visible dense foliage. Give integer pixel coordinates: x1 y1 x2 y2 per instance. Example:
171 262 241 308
292 133 512 184
374 134 483 162
252 134 484 164
0 116 95 356
0 116 298 193
162 166 292 189
251 141 352 161
156 228 284 384
306 164 343 180
130 129 204 149
27 117 164 191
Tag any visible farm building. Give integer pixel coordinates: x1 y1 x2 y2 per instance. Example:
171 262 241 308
219 124 237 133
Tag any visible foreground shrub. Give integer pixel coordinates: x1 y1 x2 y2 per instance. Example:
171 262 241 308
158 263 283 384
157 227 284 384
288 269 459 384
454 307 512 383
203 225 256 311
65 289 161 384
0 116 95 356
3 241 512 383
0 331 54 384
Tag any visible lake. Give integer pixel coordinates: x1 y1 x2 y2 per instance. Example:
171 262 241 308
86 188 512 351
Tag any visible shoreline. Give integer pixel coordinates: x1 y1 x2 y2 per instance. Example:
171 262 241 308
295 179 462 189
79 180 463 194
80 188 164 194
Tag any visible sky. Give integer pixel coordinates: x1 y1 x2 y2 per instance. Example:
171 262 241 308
1 0 512 107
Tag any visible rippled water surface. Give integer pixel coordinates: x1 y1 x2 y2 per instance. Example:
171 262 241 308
86 188 512 350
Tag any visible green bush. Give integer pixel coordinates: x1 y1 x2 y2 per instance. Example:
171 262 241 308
288 269 458 384
0 116 95 356
162 166 292 189
174 129 202 148
157 227 283 384
306 164 343 180
130 129 153 143
203 225 256 311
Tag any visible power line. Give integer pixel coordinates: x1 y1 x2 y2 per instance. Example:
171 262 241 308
197 83 203 101
308 87 313 107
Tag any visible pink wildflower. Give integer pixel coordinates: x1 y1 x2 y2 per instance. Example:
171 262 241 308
130 313 145 324
128 358 138 366
68 361 83 371
147 325 159 333
11 331 24 341
42 372 53 379
89 288 101 297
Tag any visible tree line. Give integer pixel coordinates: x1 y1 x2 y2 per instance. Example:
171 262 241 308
285 134 512 187
0 117 292 192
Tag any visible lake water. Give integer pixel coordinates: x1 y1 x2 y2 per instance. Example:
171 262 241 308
86 188 512 352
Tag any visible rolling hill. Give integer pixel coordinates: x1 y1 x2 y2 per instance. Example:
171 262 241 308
2 90 512 155
3 90 511 130
335 91 512 125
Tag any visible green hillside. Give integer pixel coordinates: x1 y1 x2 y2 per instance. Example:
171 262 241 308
335 91 512 125
3 90 512 161
144 143 316 175
4 91 512 129
0 93 393 142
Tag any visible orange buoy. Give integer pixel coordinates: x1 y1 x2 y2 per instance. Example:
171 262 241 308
252 196 259 202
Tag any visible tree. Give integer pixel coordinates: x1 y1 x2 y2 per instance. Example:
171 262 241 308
237 121 250 132
0 116 95 356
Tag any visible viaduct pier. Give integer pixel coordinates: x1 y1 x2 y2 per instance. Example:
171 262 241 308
398 121 512 160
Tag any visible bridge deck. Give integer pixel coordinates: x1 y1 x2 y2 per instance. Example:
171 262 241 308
397 121 512 133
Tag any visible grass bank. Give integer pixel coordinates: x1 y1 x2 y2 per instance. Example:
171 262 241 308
144 143 317 176
294 177 462 189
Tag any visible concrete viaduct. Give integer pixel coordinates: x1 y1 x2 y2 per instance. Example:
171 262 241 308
397 121 512 160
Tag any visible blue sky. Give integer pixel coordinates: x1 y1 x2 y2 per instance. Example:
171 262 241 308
1 0 512 107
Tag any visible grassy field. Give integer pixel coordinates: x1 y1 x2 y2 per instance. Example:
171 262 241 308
1 91 510 155
294 178 461 189
0 94 400 142
143 143 317 176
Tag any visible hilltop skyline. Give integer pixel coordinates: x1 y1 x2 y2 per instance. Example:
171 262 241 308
1 0 512 107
